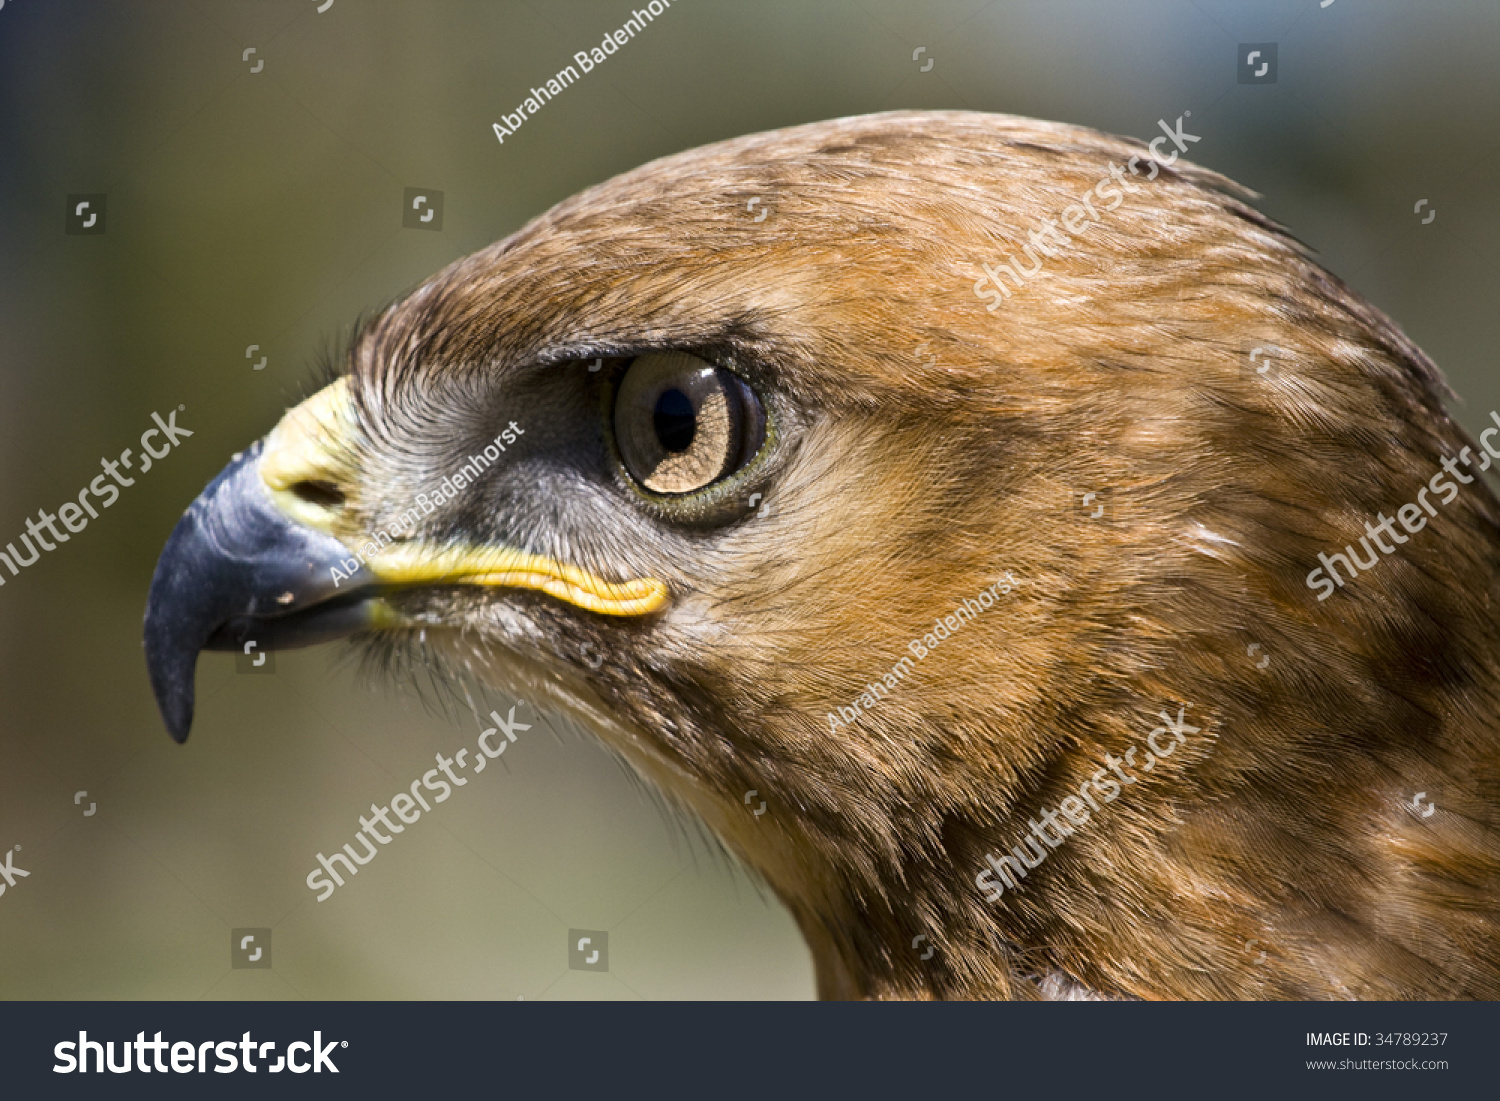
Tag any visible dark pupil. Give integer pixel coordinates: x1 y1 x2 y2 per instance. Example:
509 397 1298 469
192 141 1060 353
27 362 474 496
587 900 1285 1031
653 388 696 453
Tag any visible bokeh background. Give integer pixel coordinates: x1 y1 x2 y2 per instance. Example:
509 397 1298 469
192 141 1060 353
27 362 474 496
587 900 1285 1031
1 0 1497 1000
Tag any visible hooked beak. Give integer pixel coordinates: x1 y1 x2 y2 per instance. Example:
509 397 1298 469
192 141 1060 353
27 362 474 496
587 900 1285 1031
143 379 669 744
142 439 388 743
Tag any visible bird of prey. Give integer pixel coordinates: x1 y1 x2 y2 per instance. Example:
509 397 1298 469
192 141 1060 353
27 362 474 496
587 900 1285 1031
145 110 1500 1000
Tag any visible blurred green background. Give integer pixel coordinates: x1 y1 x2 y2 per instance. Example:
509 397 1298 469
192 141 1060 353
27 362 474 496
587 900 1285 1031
1 0 1497 999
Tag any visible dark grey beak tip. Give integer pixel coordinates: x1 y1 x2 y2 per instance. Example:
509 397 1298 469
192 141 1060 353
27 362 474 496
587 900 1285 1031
144 444 268 744
145 602 198 743
162 691 195 745
143 440 377 745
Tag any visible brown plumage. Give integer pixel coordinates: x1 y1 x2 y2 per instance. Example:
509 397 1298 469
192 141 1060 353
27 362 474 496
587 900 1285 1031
146 110 1500 999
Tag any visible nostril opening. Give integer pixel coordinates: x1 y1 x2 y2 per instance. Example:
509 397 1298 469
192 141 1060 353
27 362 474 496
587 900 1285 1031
291 480 346 509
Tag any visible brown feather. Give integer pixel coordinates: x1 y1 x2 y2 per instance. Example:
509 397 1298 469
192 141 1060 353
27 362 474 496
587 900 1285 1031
344 111 1500 999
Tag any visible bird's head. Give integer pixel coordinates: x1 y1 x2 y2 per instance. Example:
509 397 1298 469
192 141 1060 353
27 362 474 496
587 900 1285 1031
145 111 1500 1000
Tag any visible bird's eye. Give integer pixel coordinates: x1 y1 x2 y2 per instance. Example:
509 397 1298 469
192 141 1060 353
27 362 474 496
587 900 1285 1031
612 351 766 496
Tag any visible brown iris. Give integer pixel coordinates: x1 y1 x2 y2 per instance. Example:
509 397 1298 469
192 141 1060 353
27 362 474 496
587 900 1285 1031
613 351 765 495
